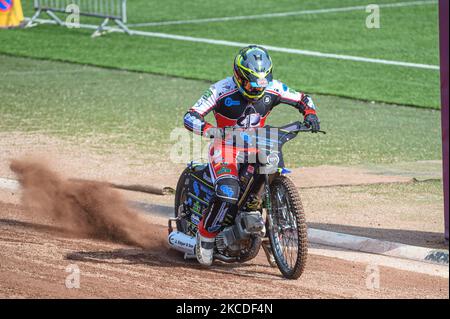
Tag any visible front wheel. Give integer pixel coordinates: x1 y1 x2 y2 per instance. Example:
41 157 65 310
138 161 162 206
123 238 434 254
267 175 308 279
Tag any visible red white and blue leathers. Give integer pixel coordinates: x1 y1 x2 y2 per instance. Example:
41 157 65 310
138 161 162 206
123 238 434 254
184 76 317 237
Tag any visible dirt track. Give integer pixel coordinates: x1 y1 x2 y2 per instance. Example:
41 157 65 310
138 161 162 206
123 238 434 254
0 194 447 299
0 136 447 299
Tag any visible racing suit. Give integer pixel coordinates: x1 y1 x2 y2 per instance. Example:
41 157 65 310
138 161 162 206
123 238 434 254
184 77 318 239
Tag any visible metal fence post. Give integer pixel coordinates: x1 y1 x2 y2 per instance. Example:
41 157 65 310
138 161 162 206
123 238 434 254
122 0 127 24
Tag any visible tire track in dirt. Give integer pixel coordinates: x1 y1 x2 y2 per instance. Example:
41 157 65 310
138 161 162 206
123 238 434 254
0 213 333 298
0 201 331 298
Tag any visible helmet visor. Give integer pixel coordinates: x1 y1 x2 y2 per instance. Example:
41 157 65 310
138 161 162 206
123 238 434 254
244 80 265 96
244 75 271 95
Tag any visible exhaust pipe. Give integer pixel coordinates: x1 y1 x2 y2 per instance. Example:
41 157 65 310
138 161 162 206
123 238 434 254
168 231 196 255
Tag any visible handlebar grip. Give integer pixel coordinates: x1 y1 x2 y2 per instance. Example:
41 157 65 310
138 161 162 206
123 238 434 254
294 125 326 134
299 122 326 134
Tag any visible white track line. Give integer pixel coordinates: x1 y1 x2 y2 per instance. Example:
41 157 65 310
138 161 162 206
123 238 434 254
127 30 440 70
27 18 440 70
127 0 437 27
308 228 449 265
309 243 448 278
0 178 19 191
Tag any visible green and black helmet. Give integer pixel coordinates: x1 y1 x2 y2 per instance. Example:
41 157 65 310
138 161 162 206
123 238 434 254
233 45 273 101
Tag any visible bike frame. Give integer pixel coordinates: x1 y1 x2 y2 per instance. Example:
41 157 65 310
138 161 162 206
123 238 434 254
169 121 324 233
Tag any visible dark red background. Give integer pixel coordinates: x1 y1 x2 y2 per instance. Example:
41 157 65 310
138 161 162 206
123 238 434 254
439 0 449 241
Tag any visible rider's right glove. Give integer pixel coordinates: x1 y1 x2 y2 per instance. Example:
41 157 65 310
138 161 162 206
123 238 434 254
304 114 321 133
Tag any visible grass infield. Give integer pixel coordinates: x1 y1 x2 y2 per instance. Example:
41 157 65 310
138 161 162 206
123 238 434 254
0 55 441 167
0 0 440 109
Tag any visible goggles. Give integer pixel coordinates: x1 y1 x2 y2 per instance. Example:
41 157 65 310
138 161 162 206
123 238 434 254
243 77 271 96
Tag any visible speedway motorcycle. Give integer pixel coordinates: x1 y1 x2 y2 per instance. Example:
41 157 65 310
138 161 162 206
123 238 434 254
168 121 325 279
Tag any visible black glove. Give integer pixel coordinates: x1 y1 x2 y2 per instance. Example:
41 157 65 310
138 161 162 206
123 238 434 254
304 114 321 133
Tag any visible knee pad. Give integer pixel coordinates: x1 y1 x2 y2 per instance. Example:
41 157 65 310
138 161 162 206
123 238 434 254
202 197 237 233
215 177 240 204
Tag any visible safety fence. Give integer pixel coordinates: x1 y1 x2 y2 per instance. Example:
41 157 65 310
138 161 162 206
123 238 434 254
27 0 129 36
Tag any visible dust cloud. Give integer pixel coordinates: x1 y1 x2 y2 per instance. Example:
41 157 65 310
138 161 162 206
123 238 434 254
10 158 167 249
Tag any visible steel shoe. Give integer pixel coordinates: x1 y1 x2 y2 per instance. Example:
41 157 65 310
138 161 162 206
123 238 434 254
195 232 215 266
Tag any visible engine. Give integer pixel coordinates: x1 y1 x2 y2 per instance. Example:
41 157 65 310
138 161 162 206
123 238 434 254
215 210 265 257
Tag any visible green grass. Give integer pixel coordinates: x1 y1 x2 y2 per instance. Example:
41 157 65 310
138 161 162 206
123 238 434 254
303 179 445 248
0 55 442 167
20 0 426 24
348 180 443 201
0 0 440 109
136 2 438 65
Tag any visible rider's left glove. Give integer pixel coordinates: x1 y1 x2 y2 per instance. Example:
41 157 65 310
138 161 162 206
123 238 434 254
304 114 321 133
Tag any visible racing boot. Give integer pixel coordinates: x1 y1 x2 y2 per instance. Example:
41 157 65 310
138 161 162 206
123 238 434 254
195 231 215 266
195 199 228 266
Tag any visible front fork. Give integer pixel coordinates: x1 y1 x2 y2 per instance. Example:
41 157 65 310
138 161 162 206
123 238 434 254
261 173 277 267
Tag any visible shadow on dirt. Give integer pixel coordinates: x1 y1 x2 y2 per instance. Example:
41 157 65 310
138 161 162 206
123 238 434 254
309 222 448 250
133 200 448 250
0 215 282 279
65 248 283 280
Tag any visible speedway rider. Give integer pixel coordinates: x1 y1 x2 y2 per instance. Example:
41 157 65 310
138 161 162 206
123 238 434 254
184 45 320 266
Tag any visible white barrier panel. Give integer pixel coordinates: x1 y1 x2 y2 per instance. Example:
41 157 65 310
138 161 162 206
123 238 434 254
32 0 126 21
27 0 129 36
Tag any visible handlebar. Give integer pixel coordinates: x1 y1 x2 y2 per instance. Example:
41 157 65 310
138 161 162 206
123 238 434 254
292 124 327 134
206 122 326 138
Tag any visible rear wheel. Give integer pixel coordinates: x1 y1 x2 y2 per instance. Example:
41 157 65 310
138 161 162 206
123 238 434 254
267 175 307 279
174 167 192 235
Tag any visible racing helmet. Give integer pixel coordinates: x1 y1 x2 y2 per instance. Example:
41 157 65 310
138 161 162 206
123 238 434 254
233 45 273 101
